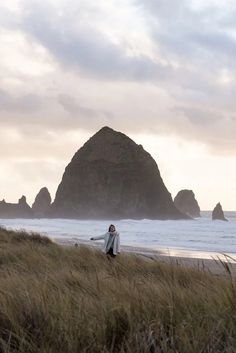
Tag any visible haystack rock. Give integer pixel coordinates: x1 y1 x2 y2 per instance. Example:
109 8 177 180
212 203 228 221
0 195 32 218
32 187 51 217
174 190 200 218
51 126 189 220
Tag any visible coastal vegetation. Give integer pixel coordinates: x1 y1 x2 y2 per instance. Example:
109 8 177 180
0 226 235 352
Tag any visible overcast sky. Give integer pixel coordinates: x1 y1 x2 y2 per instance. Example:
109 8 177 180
0 0 236 210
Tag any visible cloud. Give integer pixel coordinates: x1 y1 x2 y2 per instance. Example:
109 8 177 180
0 0 236 156
20 0 170 82
58 94 112 120
139 0 236 91
0 89 42 113
174 106 223 125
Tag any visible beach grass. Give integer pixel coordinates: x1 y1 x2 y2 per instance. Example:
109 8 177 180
0 226 235 352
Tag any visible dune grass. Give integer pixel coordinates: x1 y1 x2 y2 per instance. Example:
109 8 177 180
0 226 235 352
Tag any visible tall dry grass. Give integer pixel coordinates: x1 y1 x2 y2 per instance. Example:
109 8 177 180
0 226 235 352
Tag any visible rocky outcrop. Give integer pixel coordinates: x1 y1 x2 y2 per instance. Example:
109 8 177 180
51 126 189 220
32 187 51 217
0 196 32 218
212 203 228 221
174 190 200 218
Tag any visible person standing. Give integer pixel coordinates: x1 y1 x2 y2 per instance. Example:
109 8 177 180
90 224 120 257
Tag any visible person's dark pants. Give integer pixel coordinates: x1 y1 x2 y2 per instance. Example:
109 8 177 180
106 248 116 258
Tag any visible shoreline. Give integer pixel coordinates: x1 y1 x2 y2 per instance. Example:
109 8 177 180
1 216 235 257
56 238 236 275
1 220 236 274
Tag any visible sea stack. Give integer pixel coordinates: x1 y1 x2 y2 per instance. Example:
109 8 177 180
212 203 228 221
51 126 188 220
0 195 32 218
17 196 32 217
32 187 51 217
174 190 200 218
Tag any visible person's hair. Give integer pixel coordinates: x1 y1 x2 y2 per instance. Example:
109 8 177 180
108 224 116 232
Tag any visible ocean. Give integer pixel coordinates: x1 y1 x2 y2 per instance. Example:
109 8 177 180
1 212 236 259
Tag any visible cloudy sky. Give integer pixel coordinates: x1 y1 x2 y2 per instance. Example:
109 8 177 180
0 0 236 210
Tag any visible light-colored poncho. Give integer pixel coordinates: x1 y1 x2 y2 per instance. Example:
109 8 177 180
92 231 120 255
